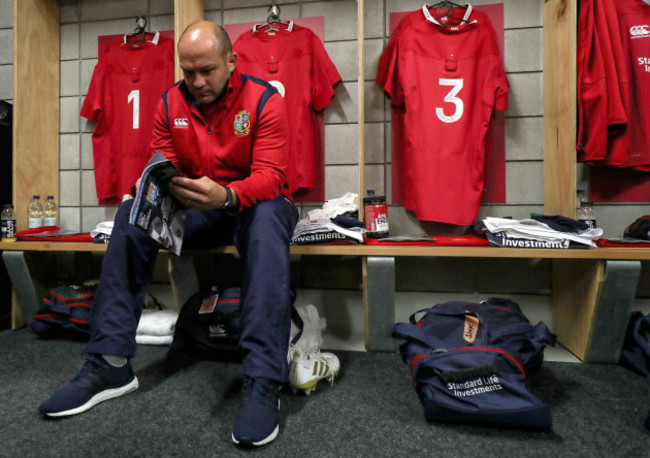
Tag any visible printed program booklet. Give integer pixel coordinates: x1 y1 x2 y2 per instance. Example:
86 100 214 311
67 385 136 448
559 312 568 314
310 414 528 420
129 150 186 255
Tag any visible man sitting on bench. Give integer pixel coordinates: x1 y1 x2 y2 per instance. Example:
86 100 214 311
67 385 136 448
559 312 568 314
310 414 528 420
39 20 298 448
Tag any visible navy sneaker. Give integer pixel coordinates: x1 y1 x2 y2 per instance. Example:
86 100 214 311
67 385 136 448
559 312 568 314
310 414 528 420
39 354 138 417
231 376 281 447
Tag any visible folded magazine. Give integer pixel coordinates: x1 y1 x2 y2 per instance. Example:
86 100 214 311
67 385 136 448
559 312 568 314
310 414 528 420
129 150 186 255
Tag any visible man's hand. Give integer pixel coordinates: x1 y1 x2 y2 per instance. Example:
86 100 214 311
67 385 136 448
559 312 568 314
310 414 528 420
168 176 236 211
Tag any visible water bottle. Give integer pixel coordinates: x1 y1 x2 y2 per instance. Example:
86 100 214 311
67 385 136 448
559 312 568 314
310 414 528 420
44 195 58 227
1 204 16 242
576 189 586 211
577 201 597 229
363 189 389 239
28 195 44 228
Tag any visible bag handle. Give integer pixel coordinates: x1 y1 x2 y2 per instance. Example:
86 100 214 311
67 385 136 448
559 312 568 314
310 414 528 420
408 306 479 324
492 321 555 344
489 322 534 341
392 321 451 350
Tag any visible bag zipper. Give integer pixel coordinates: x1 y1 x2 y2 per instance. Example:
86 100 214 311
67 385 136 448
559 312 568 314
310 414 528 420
410 346 526 378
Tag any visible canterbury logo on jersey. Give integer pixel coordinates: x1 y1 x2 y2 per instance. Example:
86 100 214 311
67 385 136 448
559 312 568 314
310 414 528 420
173 118 189 128
630 25 650 37
208 324 227 337
312 361 330 376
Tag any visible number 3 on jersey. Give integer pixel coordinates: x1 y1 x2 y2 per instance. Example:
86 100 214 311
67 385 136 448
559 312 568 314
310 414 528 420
436 78 464 124
128 89 140 129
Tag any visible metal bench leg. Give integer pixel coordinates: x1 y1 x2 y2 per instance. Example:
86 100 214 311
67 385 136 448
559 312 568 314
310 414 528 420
168 254 201 310
2 251 40 326
554 259 642 362
364 256 395 351
587 260 641 363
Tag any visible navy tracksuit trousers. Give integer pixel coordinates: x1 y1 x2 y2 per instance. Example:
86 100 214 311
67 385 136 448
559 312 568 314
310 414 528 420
85 196 299 383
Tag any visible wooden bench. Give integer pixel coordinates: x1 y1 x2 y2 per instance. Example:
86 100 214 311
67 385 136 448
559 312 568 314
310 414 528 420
2 240 649 362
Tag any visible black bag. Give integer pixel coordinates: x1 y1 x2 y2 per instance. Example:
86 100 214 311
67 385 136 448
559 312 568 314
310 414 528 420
620 311 650 430
624 216 650 240
169 286 302 362
392 297 555 430
30 284 96 339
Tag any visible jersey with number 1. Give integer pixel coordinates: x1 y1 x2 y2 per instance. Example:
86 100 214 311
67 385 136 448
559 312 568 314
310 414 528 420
377 6 508 224
81 35 175 205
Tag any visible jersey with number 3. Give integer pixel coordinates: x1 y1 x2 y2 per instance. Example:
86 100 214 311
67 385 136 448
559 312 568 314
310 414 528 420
377 6 508 224
81 36 175 205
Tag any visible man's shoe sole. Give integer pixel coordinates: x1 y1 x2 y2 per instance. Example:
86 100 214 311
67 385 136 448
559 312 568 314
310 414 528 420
231 425 279 447
43 377 139 418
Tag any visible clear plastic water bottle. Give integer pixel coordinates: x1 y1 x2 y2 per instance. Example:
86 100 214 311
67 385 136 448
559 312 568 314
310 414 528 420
44 195 58 227
576 189 587 211
28 195 44 228
1 204 16 242
577 201 597 229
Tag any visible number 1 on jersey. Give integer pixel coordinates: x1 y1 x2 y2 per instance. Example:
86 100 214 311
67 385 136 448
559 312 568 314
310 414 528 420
436 78 464 124
128 89 140 129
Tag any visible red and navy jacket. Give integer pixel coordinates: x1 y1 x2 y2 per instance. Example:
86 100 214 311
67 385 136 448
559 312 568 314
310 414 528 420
150 67 291 210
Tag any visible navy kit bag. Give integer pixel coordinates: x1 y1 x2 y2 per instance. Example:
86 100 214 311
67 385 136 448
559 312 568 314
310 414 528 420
169 286 303 362
619 311 650 431
392 297 555 430
31 284 96 339
169 286 246 361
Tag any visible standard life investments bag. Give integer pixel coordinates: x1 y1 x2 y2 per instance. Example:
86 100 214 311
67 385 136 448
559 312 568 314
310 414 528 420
392 297 555 429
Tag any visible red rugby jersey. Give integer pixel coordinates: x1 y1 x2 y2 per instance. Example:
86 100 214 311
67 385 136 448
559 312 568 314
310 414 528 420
233 22 341 193
81 33 175 205
577 0 628 165
611 0 650 169
377 6 508 224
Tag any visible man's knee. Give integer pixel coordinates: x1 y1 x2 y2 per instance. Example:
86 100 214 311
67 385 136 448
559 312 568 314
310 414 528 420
248 198 296 228
242 197 297 245
114 199 135 224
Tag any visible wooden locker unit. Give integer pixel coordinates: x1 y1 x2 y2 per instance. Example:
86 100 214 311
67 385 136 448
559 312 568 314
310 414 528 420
13 0 60 232
543 0 577 217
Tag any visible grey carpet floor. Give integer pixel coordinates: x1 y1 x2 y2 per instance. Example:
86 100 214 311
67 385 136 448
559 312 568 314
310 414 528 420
0 327 648 457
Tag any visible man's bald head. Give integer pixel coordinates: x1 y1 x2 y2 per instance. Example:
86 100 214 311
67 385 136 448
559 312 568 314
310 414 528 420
178 21 232 59
177 21 238 105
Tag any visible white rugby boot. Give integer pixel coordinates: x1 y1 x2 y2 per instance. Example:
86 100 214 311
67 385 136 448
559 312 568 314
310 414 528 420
289 346 340 395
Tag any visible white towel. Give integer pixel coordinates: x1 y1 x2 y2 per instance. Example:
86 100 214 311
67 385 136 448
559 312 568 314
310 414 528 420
136 309 178 336
136 334 173 346
308 192 359 220
90 221 115 238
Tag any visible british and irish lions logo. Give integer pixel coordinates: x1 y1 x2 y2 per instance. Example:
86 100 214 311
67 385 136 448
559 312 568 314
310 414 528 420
233 81 286 137
233 110 250 136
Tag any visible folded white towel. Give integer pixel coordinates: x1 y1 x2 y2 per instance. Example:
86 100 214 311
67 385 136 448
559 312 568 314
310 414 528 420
90 221 115 238
308 192 359 220
136 334 173 346
136 309 178 336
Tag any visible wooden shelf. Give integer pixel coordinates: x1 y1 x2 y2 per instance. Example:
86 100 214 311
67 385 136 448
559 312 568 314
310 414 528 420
3 240 650 261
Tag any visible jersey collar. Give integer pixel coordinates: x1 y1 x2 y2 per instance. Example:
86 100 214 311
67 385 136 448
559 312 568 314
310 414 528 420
123 30 160 44
422 4 477 26
179 68 243 111
252 20 294 32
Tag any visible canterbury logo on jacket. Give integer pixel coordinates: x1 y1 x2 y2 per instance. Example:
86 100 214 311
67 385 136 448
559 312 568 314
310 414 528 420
150 68 291 210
